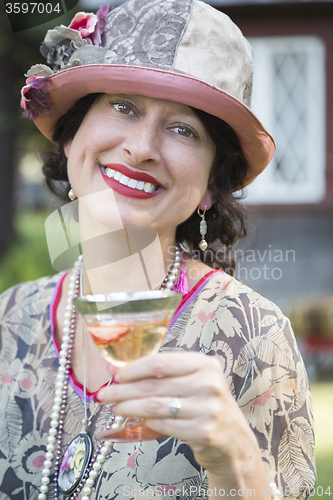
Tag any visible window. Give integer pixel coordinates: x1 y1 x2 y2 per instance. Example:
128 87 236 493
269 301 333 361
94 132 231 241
244 36 326 204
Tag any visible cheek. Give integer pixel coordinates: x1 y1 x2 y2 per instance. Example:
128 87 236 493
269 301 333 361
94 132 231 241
66 124 107 173
69 108 118 155
178 154 213 192
66 143 85 182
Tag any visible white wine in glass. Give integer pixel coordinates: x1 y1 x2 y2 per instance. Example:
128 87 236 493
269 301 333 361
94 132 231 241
73 290 182 442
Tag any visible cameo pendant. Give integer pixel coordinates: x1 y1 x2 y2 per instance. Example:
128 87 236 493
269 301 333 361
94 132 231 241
58 433 92 496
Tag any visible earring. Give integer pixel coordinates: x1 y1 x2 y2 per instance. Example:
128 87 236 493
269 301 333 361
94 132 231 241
197 206 208 251
68 188 77 201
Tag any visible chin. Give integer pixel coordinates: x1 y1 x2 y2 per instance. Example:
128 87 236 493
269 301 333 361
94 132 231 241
78 190 125 234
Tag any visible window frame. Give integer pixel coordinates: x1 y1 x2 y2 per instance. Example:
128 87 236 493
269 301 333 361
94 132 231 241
244 35 326 205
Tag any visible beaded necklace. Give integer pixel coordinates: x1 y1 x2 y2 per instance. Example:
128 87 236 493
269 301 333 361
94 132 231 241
38 247 181 499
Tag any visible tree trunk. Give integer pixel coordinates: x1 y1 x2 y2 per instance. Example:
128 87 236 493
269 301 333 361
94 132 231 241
0 12 17 256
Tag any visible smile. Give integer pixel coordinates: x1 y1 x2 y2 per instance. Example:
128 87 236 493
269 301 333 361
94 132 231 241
100 163 163 199
103 166 158 193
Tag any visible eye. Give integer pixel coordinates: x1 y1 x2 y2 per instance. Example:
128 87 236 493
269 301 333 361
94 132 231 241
170 125 198 138
109 100 136 115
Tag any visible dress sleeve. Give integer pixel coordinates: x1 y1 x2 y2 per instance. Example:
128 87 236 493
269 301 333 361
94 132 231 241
181 275 316 500
231 307 316 500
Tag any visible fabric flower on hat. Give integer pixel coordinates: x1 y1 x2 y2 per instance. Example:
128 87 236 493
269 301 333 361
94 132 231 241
68 6 111 45
20 71 52 119
40 5 110 71
20 5 111 119
69 11 98 41
40 25 89 72
90 4 110 45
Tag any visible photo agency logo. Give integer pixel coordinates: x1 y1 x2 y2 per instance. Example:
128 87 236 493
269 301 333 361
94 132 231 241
45 190 166 299
4 0 79 33
194 246 296 282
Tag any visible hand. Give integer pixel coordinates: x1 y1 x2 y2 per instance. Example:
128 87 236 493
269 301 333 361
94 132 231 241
95 352 260 476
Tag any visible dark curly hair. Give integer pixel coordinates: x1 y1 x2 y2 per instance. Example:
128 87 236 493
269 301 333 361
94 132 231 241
41 93 248 273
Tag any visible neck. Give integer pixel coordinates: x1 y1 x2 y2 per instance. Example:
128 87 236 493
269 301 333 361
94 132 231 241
80 231 178 295
77 198 178 294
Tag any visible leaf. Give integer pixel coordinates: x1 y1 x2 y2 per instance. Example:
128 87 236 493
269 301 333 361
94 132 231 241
177 473 207 499
210 340 234 379
278 417 315 489
0 329 19 364
217 307 243 338
26 64 53 78
261 314 279 328
0 397 22 458
233 336 262 380
67 46 116 67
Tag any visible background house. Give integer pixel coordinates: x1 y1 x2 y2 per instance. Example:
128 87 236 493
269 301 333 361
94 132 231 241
210 0 333 380
205 0 333 311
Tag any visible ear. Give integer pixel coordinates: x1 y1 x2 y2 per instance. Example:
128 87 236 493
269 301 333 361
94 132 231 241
198 186 217 211
63 140 73 158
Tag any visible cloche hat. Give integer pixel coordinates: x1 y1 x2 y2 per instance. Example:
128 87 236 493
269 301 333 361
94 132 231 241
21 0 275 186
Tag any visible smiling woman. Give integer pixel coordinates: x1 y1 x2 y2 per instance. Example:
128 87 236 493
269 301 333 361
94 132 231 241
43 92 249 268
0 0 316 499
62 94 216 249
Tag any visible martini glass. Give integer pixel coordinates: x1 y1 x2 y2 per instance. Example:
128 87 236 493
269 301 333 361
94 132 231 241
73 290 182 442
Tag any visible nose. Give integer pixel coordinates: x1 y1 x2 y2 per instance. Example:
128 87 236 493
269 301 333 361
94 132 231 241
122 118 161 165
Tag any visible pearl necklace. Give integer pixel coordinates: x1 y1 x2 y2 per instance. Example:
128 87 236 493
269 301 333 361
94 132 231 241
160 246 181 290
39 247 181 499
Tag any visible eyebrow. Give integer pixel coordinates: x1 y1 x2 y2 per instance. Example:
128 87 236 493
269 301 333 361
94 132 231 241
112 94 197 117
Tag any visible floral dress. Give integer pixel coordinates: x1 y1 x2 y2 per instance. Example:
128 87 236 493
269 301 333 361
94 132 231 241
0 270 316 499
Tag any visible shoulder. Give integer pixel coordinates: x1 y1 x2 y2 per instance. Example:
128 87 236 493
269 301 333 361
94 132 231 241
177 271 296 362
187 272 307 393
0 273 64 321
189 270 285 329
0 273 65 364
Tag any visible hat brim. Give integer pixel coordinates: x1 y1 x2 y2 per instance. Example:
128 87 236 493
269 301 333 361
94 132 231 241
34 64 275 187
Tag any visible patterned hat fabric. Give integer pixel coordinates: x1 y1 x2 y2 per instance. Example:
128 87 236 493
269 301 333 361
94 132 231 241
21 0 275 186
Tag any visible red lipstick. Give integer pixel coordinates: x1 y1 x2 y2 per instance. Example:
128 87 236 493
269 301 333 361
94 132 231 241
104 164 160 185
100 164 163 199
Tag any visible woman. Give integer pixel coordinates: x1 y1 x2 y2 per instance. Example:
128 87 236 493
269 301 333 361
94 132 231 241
0 0 315 499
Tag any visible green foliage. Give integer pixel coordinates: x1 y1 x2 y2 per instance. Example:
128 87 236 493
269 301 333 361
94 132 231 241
311 382 333 500
0 210 56 294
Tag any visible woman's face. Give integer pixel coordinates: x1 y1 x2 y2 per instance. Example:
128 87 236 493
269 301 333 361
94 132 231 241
65 94 216 243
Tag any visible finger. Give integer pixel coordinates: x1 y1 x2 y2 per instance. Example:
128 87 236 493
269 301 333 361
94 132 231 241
111 392 224 422
116 351 219 383
108 364 119 377
111 395 194 419
144 415 213 445
95 373 198 404
96 357 226 406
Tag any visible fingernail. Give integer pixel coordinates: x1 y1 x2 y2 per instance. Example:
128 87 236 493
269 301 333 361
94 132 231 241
94 390 105 403
113 373 120 384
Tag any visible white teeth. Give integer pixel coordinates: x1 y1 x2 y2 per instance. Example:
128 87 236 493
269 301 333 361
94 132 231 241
104 167 158 193
119 174 130 186
143 182 154 193
114 171 122 181
106 168 115 178
128 178 139 189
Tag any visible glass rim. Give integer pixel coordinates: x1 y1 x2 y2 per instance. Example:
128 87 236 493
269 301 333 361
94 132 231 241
73 290 183 315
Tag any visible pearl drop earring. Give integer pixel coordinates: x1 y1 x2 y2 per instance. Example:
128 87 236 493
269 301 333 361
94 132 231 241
68 188 77 201
197 206 208 251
